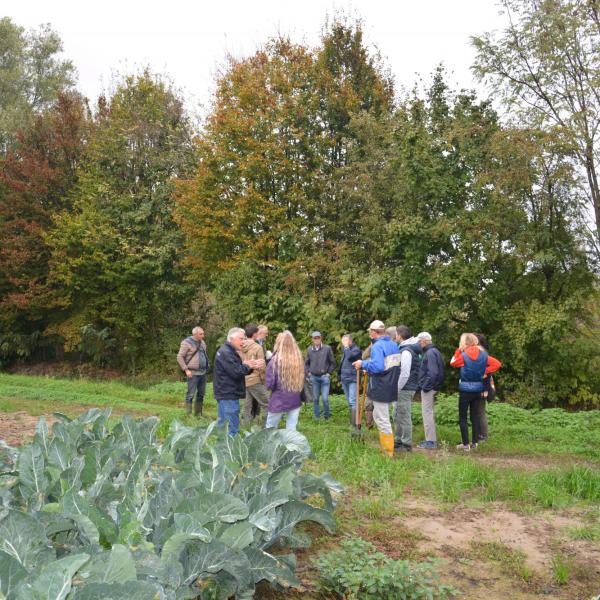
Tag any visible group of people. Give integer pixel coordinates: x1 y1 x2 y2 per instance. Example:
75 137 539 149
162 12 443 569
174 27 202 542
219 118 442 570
176 320 501 455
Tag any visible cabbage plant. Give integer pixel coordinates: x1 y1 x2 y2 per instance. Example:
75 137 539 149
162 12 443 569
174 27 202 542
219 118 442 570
0 410 341 599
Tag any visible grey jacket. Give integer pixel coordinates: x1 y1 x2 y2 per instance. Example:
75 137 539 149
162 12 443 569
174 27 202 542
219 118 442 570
177 337 209 374
305 344 336 376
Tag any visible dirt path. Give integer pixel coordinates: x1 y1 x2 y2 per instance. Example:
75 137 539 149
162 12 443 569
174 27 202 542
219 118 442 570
379 498 600 599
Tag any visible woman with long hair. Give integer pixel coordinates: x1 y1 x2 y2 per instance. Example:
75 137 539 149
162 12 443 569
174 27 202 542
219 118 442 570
265 331 305 430
450 333 501 450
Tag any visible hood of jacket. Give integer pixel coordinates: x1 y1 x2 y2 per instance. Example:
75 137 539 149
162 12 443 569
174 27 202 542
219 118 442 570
399 336 420 349
463 346 482 360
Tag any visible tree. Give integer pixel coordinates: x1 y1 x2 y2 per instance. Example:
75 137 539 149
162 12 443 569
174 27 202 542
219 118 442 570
176 21 394 338
332 68 599 406
0 93 88 365
47 72 196 370
472 0 600 257
0 18 76 152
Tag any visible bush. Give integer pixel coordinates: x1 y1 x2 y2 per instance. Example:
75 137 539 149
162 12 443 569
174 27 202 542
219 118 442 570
313 537 457 600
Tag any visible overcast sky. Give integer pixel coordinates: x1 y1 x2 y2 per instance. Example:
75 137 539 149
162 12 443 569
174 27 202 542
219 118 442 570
6 0 504 114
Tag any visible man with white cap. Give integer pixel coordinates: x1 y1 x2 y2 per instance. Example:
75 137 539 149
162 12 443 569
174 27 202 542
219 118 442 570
353 320 401 457
416 332 445 449
305 331 336 419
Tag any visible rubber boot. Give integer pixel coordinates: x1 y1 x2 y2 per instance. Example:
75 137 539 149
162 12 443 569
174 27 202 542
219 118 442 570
185 403 192 416
378 432 394 457
194 402 203 417
365 407 374 429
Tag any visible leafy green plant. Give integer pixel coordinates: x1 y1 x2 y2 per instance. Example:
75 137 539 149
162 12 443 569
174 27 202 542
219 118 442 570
0 409 341 598
313 537 457 599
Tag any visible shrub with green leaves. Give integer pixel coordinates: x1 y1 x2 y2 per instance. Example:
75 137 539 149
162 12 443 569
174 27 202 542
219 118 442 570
313 537 457 600
0 409 341 599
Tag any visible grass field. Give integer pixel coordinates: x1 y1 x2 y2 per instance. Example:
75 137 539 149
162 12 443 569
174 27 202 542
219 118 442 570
0 372 599 599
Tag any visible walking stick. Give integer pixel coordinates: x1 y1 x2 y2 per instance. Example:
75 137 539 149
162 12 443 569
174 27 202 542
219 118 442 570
355 368 361 428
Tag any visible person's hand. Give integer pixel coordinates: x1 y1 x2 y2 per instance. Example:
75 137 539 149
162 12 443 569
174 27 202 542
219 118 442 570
353 360 362 370
185 369 192 378
253 358 266 369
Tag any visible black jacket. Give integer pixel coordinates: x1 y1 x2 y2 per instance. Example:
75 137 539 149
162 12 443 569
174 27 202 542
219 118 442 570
338 344 362 382
213 342 253 401
418 344 445 392
305 344 336 376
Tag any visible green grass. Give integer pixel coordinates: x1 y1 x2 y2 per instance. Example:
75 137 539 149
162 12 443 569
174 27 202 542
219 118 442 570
1 373 600 512
471 541 534 583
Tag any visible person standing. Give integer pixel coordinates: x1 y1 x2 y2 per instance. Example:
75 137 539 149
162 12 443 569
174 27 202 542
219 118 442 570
305 331 336 420
213 327 264 436
177 326 209 416
338 334 362 430
257 324 272 361
394 325 422 453
475 333 495 442
450 333 501 450
352 320 401 457
240 324 269 427
415 332 445 449
265 331 305 430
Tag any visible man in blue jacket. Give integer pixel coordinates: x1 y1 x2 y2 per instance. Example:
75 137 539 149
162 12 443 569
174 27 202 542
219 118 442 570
213 327 264 436
416 332 445 449
352 320 400 457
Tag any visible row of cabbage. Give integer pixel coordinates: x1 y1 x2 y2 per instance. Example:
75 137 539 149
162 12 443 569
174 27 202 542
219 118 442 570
0 410 341 599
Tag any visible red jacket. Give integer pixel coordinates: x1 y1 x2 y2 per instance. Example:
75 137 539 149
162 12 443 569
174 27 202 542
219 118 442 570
450 346 501 376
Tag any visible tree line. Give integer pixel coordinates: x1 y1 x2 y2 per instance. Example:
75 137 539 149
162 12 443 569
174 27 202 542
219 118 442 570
1 2 600 408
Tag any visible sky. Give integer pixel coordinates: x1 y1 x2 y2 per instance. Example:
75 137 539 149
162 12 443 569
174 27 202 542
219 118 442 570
5 0 504 114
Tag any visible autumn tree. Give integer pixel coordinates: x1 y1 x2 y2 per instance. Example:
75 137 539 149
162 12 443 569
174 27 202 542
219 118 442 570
176 21 393 335
47 72 196 370
0 93 88 365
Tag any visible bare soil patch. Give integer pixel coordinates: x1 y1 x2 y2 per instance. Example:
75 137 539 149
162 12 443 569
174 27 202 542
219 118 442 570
0 411 56 446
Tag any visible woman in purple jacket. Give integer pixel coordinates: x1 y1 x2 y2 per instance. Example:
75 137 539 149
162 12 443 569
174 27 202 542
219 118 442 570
265 331 304 430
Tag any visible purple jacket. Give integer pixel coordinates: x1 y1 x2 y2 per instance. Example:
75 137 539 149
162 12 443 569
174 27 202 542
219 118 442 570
265 358 302 413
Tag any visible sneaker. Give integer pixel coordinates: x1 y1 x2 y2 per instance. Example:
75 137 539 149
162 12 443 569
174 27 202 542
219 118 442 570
456 443 470 451
394 445 412 453
470 442 478 450
417 440 437 450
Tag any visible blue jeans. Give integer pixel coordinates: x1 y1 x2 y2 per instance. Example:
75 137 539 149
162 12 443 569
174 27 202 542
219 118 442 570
341 380 357 409
265 407 301 430
217 399 240 436
311 374 331 418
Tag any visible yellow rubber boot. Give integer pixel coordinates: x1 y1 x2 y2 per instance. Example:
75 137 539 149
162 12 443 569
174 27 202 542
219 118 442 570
378 432 395 457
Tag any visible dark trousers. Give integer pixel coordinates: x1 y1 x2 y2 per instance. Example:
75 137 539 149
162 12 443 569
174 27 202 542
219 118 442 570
458 391 480 445
185 374 206 410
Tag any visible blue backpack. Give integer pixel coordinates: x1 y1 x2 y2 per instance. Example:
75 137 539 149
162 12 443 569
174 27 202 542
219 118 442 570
458 350 488 393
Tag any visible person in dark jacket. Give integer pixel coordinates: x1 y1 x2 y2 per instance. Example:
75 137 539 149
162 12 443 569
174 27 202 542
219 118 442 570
415 332 445 449
213 327 264 436
265 331 305 430
305 331 336 419
338 334 362 430
475 333 495 442
394 325 421 452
